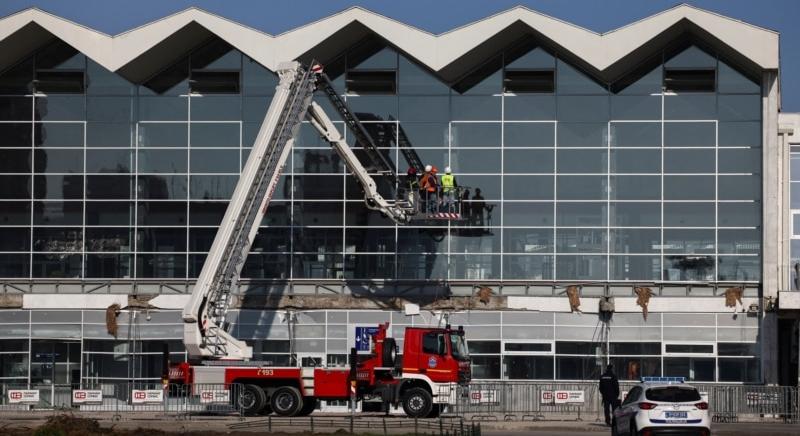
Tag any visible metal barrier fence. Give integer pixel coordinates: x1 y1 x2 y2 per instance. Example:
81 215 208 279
447 382 799 424
0 381 796 425
0 383 242 417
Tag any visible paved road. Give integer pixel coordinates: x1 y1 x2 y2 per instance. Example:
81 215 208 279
3 414 799 435
482 422 800 435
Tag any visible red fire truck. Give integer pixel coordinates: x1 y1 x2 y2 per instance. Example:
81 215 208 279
171 323 470 417
169 61 470 418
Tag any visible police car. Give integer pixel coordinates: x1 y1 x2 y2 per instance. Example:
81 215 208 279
611 377 710 436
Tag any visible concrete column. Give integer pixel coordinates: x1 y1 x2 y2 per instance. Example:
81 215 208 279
761 70 780 384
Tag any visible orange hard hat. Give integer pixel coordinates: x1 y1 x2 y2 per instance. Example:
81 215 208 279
431 166 438 173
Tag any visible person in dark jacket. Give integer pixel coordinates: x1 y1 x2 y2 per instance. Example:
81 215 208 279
599 364 620 426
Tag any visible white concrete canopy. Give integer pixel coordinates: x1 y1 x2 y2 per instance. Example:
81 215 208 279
0 4 779 83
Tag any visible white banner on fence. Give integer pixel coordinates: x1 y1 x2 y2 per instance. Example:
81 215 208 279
541 390 584 404
72 390 103 404
131 389 164 404
199 390 230 404
8 390 39 404
469 389 498 405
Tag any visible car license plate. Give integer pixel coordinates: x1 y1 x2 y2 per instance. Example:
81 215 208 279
665 411 688 419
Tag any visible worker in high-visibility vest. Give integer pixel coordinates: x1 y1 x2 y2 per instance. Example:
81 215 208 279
441 166 458 213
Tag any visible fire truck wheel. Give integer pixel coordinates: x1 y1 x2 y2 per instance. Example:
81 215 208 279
271 386 303 416
296 397 317 416
426 404 441 418
382 337 397 367
402 387 433 418
258 402 273 415
239 384 267 416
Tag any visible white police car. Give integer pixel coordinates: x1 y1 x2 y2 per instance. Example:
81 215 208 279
612 377 710 436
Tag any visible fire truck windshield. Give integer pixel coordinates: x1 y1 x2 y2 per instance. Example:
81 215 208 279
449 334 470 361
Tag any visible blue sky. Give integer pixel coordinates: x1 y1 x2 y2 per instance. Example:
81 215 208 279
1 0 797 110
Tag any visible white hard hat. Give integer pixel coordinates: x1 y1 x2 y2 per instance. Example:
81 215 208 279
425 165 432 172
445 166 451 173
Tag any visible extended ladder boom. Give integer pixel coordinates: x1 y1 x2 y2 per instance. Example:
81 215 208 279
183 62 414 360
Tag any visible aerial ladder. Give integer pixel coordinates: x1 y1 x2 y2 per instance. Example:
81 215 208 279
183 62 424 360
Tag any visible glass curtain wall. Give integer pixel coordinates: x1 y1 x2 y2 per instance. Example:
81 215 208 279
0 39 761 283
0 309 761 383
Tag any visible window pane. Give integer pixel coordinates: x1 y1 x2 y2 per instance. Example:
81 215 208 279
664 122 715 147
557 96 609 122
611 95 661 120
558 123 607 147
504 123 554 147
505 176 553 200
34 123 83 147
138 123 187 147
610 176 660 200
557 60 606 95
86 228 132 252
190 148 239 173
664 256 715 281
33 201 82 225
503 255 553 280
504 202 553 226
504 149 554 173
611 122 660 147
137 175 187 200
451 123 500 147
663 229 715 254
557 202 606 226
556 356 602 380
664 149 715 173
86 175 134 199
557 176 606 200
718 256 760 281
190 123 240 147
504 228 554 253
556 228 606 253
504 95 555 120
86 149 133 173
556 255 606 280
664 176 714 200
664 203 715 227
137 149 187 173
664 94 716 119
610 255 661 280
610 357 661 381
610 229 660 253
718 202 760 227
504 356 553 379
556 150 607 173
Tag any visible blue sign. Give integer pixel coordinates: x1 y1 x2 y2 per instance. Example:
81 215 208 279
355 327 380 352
428 356 437 368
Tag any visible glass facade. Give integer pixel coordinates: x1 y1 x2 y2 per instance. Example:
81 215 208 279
0 309 760 383
0 39 762 283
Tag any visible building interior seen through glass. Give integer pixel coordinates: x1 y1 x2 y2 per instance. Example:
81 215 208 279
0 309 760 384
0 37 762 282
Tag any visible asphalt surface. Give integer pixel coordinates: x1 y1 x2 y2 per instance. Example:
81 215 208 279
2 414 800 435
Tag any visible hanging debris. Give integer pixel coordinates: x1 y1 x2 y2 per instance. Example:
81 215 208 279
106 303 121 338
724 287 744 308
476 286 493 305
566 285 581 313
634 287 653 320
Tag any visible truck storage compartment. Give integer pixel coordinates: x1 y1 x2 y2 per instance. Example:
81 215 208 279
313 368 350 398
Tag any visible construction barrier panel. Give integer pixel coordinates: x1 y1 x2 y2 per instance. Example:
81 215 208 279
0 383 243 417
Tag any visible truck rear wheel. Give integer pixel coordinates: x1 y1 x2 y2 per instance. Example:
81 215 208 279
271 386 303 416
402 387 433 418
296 397 317 416
239 384 267 416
